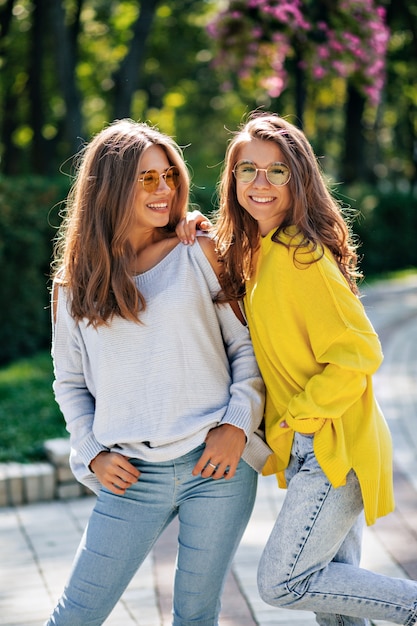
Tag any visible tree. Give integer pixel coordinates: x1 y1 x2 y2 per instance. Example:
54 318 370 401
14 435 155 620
49 0 84 160
112 0 161 118
206 0 390 183
207 0 389 125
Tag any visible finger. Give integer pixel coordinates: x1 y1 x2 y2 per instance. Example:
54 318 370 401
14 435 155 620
103 479 128 495
176 218 195 245
117 462 140 483
107 453 139 476
109 468 140 493
176 219 188 243
211 458 238 480
198 220 211 231
192 453 210 476
116 469 139 485
102 466 139 490
222 461 237 480
185 219 202 243
205 460 220 477
202 459 230 480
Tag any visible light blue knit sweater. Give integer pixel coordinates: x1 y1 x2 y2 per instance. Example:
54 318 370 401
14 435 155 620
52 239 270 492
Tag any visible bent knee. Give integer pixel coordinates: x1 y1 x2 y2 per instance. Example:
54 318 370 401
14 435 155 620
257 572 293 607
258 565 310 609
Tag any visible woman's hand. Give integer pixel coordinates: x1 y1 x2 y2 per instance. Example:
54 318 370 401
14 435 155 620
90 451 140 495
176 210 211 245
192 424 246 480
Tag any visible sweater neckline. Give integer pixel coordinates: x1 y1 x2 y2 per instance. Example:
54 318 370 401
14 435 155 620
133 241 182 284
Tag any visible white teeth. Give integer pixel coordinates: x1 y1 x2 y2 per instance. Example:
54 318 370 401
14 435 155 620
251 196 274 203
148 203 168 209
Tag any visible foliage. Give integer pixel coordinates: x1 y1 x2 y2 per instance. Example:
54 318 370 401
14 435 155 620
0 1 416 367
0 351 66 463
0 1 416 190
339 186 417 276
207 0 390 107
0 175 70 364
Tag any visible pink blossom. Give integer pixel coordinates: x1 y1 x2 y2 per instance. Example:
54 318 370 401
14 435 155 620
329 38 345 53
261 74 286 97
332 60 351 77
207 0 389 107
317 45 330 60
312 66 327 79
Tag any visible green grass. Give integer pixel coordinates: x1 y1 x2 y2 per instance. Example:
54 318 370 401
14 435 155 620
0 351 67 463
362 267 417 285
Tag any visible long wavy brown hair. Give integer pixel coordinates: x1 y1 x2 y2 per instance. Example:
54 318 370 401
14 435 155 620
214 112 362 299
52 119 190 325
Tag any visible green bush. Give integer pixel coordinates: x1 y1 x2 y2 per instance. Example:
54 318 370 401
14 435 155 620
0 176 69 365
339 187 417 278
0 351 66 463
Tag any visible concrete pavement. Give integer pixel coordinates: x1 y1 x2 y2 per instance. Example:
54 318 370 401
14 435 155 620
1 274 417 626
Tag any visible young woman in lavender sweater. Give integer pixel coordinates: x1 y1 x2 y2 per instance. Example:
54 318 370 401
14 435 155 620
46 119 270 626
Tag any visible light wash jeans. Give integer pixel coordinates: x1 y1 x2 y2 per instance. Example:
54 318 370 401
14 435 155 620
46 445 257 626
257 433 417 626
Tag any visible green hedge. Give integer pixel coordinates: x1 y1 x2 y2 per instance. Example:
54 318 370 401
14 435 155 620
0 176 69 365
353 189 417 276
194 184 417 279
0 351 66 462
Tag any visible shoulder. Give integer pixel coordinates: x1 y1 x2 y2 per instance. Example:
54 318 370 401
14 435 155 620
195 234 246 325
195 234 222 280
134 236 180 274
269 228 329 271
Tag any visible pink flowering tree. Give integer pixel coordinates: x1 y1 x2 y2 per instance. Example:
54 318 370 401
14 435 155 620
207 0 389 126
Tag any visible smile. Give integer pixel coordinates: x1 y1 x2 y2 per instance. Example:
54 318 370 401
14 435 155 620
250 196 275 203
147 202 169 211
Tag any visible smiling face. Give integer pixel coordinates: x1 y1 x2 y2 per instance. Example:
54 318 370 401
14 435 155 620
235 137 292 236
132 143 177 232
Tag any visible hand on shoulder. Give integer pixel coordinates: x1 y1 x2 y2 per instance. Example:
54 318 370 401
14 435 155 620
176 210 212 245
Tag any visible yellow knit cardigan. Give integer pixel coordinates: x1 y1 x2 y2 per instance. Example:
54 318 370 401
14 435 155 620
244 227 394 525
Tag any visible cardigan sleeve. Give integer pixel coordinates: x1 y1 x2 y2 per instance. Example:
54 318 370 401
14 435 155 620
51 285 105 491
282 326 383 433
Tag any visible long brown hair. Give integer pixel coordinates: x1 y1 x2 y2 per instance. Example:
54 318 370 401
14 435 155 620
52 119 190 325
215 112 361 299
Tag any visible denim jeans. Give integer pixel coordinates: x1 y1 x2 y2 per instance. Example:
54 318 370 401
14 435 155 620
46 445 257 626
257 433 417 626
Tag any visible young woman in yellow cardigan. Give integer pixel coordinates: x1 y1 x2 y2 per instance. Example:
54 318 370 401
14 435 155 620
177 112 417 625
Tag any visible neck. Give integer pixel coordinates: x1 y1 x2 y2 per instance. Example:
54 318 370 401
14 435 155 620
129 227 164 257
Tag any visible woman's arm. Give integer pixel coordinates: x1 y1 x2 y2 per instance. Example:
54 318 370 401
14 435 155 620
52 284 139 494
192 236 266 479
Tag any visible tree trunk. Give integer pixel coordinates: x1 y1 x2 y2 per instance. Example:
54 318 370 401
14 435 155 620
49 0 83 155
0 0 18 174
113 0 161 119
28 0 48 174
294 59 306 129
342 83 366 184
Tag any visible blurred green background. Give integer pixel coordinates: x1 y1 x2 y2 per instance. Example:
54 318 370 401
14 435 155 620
0 0 416 461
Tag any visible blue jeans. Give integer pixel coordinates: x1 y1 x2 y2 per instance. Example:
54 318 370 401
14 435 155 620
46 445 257 626
257 433 417 626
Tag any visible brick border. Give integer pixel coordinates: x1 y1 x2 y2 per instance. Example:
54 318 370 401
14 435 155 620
0 438 91 507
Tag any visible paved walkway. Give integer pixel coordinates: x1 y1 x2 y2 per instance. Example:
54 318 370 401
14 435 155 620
1 275 417 626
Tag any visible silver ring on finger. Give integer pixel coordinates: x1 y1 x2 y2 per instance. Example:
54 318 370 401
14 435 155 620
208 462 217 470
